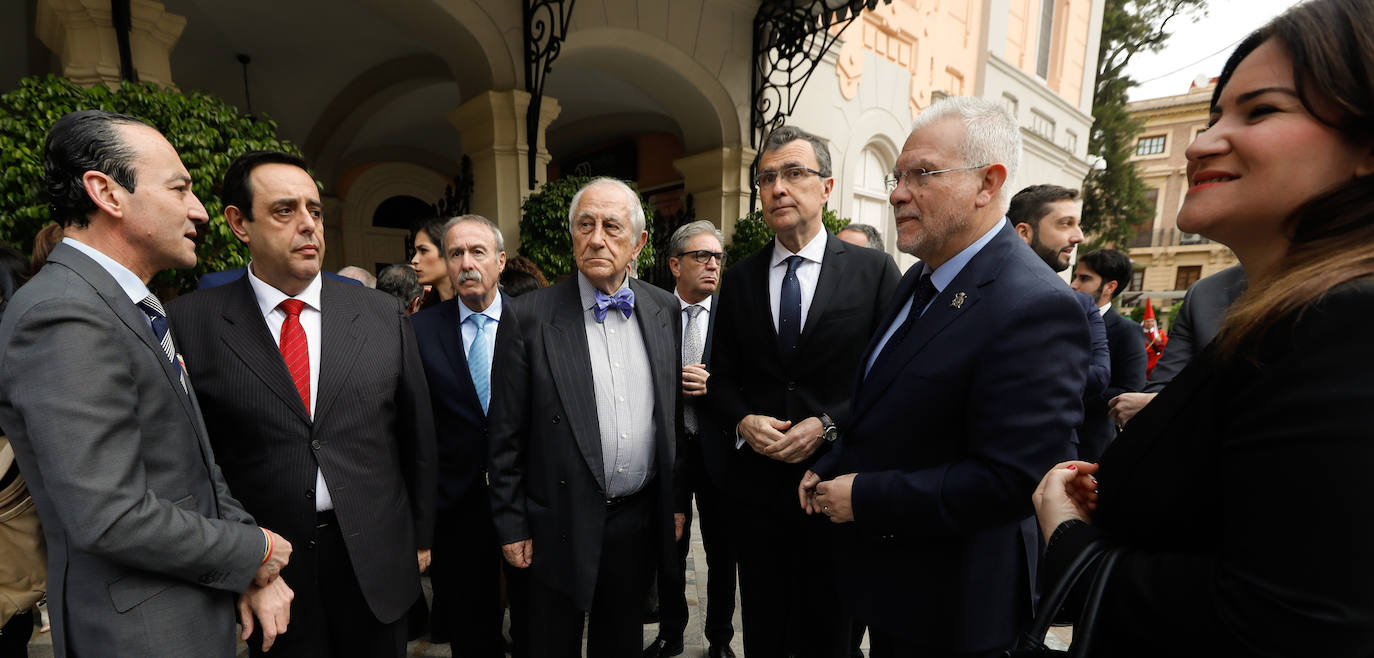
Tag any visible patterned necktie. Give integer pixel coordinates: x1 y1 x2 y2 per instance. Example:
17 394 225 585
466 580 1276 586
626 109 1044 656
137 294 186 392
682 304 704 433
593 288 636 322
467 313 491 413
278 299 311 415
893 271 939 344
778 255 803 352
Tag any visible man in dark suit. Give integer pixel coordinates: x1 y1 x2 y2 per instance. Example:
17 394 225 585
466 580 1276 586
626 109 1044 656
0 110 292 656
799 97 1090 657
1069 249 1147 462
1109 263 1247 426
410 214 509 655
488 177 683 657
168 150 436 657
643 220 736 658
708 125 900 657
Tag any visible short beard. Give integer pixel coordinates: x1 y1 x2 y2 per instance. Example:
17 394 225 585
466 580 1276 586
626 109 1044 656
898 212 969 260
1029 233 1069 272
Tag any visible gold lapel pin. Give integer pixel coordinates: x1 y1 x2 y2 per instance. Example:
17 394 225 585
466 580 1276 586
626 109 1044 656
950 292 967 309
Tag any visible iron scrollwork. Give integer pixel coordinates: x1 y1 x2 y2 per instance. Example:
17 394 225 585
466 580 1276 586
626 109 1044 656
750 0 888 207
524 0 577 190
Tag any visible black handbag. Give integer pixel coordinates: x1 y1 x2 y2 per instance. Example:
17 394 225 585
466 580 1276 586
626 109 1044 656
1004 539 1122 657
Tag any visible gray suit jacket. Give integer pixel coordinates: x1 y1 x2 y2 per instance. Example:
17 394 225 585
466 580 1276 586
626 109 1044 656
487 276 682 610
1144 264 1248 392
0 243 264 657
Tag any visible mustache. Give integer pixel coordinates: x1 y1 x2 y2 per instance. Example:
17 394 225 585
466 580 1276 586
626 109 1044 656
455 269 484 284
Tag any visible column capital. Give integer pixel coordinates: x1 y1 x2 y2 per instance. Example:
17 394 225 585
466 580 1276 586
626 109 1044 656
35 0 186 89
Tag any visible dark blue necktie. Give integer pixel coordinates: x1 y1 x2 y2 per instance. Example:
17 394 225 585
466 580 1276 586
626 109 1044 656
778 255 803 352
894 271 939 343
137 294 186 392
593 288 635 323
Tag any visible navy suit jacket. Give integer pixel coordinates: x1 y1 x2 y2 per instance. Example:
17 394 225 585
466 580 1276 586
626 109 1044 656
812 222 1089 652
411 295 511 512
1079 307 1147 461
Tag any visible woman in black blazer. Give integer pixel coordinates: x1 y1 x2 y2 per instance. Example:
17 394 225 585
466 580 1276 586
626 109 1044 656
1031 0 1374 655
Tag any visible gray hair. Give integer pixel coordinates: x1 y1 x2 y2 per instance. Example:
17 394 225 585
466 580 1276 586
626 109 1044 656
440 214 505 254
336 266 377 288
909 96 1021 211
668 220 725 257
567 177 646 235
761 125 832 178
376 264 423 306
837 223 883 250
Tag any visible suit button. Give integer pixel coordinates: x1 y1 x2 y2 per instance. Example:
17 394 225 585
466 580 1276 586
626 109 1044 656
307 539 317 549
552 414 561 424
198 574 214 584
559 480 567 488
306 488 314 499
311 440 321 450
786 381 797 391
560 533 568 542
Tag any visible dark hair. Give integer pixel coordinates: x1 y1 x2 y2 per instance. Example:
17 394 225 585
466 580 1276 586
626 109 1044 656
1077 249 1133 300
837 223 883 250
376 264 423 307
1212 0 1374 356
499 268 542 297
31 223 63 275
412 218 448 256
505 255 549 288
221 150 311 221
761 125 832 177
1007 184 1080 233
43 110 154 229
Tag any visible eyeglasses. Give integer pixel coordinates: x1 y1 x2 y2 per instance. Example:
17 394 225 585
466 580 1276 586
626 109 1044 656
754 166 825 187
676 250 727 265
884 164 988 192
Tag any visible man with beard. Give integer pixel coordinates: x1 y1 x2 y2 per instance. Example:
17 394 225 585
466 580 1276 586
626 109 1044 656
799 97 1089 656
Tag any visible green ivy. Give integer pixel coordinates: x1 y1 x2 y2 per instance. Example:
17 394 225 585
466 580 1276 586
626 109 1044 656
725 206 851 264
518 176 655 281
0 75 302 293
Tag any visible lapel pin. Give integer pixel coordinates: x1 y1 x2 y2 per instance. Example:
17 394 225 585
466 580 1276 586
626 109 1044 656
950 292 967 309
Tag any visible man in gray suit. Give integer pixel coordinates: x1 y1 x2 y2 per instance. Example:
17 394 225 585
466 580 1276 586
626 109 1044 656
488 177 684 657
0 110 293 657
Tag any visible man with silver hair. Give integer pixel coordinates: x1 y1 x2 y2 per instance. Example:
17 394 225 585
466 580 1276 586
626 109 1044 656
410 214 510 655
708 125 900 657
488 178 684 656
643 220 738 658
799 97 1090 655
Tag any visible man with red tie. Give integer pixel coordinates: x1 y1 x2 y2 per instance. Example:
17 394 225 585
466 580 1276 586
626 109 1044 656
168 150 436 658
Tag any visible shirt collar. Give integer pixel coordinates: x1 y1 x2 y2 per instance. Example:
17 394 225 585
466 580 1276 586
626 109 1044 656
769 227 828 269
246 263 322 317
61 237 151 305
459 293 503 324
1097 303 1111 316
677 292 712 313
928 218 1006 293
577 271 632 311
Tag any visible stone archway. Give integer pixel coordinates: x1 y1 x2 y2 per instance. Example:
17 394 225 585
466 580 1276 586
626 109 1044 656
337 162 449 271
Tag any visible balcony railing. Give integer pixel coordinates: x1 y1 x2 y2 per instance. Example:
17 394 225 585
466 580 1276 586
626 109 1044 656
1127 228 1214 248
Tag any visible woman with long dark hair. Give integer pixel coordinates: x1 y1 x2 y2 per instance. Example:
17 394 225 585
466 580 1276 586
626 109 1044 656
1031 0 1374 654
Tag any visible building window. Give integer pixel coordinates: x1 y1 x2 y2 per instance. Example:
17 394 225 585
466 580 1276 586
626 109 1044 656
1129 269 1145 292
1143 188 1159 212
1036 0 1055 79
852 145 894 253
1031 111 1055 141
1174 265 1202 291
1135 135 1166 156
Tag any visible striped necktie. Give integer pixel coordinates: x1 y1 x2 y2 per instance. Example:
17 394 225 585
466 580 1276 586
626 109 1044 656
137 294 186 392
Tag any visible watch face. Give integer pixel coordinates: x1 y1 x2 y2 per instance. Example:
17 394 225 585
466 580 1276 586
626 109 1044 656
824 426 839 442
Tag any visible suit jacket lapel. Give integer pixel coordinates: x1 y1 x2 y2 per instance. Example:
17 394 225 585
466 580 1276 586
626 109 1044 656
218 276 312 424
544 280 607 490
631 280 675 428
316 278 363 423
702 293 718 368
797 234 846 348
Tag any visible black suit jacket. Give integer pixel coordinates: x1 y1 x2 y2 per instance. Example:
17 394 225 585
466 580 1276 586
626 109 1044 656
683 294 728 490
707 233 900 508
168 275 437 624
1144 264 1247 392
812 222 1089 651
487 276 682 610
411 295 511 512
1079 308 1147 461
1043 279 1374 656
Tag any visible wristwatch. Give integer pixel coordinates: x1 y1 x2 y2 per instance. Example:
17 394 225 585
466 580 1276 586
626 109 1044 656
819 413 839 443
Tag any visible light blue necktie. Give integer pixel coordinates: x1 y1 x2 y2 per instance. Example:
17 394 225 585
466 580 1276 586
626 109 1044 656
467 313 491 413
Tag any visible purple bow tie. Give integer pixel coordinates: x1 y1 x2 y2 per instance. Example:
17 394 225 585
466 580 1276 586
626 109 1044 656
593 288 635 322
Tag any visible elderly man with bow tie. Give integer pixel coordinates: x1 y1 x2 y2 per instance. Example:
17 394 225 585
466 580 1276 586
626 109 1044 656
487 177 685 657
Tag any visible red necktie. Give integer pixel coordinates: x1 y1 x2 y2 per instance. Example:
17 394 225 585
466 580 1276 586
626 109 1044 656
278 299 310 414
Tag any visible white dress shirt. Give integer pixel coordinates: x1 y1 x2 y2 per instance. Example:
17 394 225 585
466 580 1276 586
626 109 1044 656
246 266 333 511
768 229 828 332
